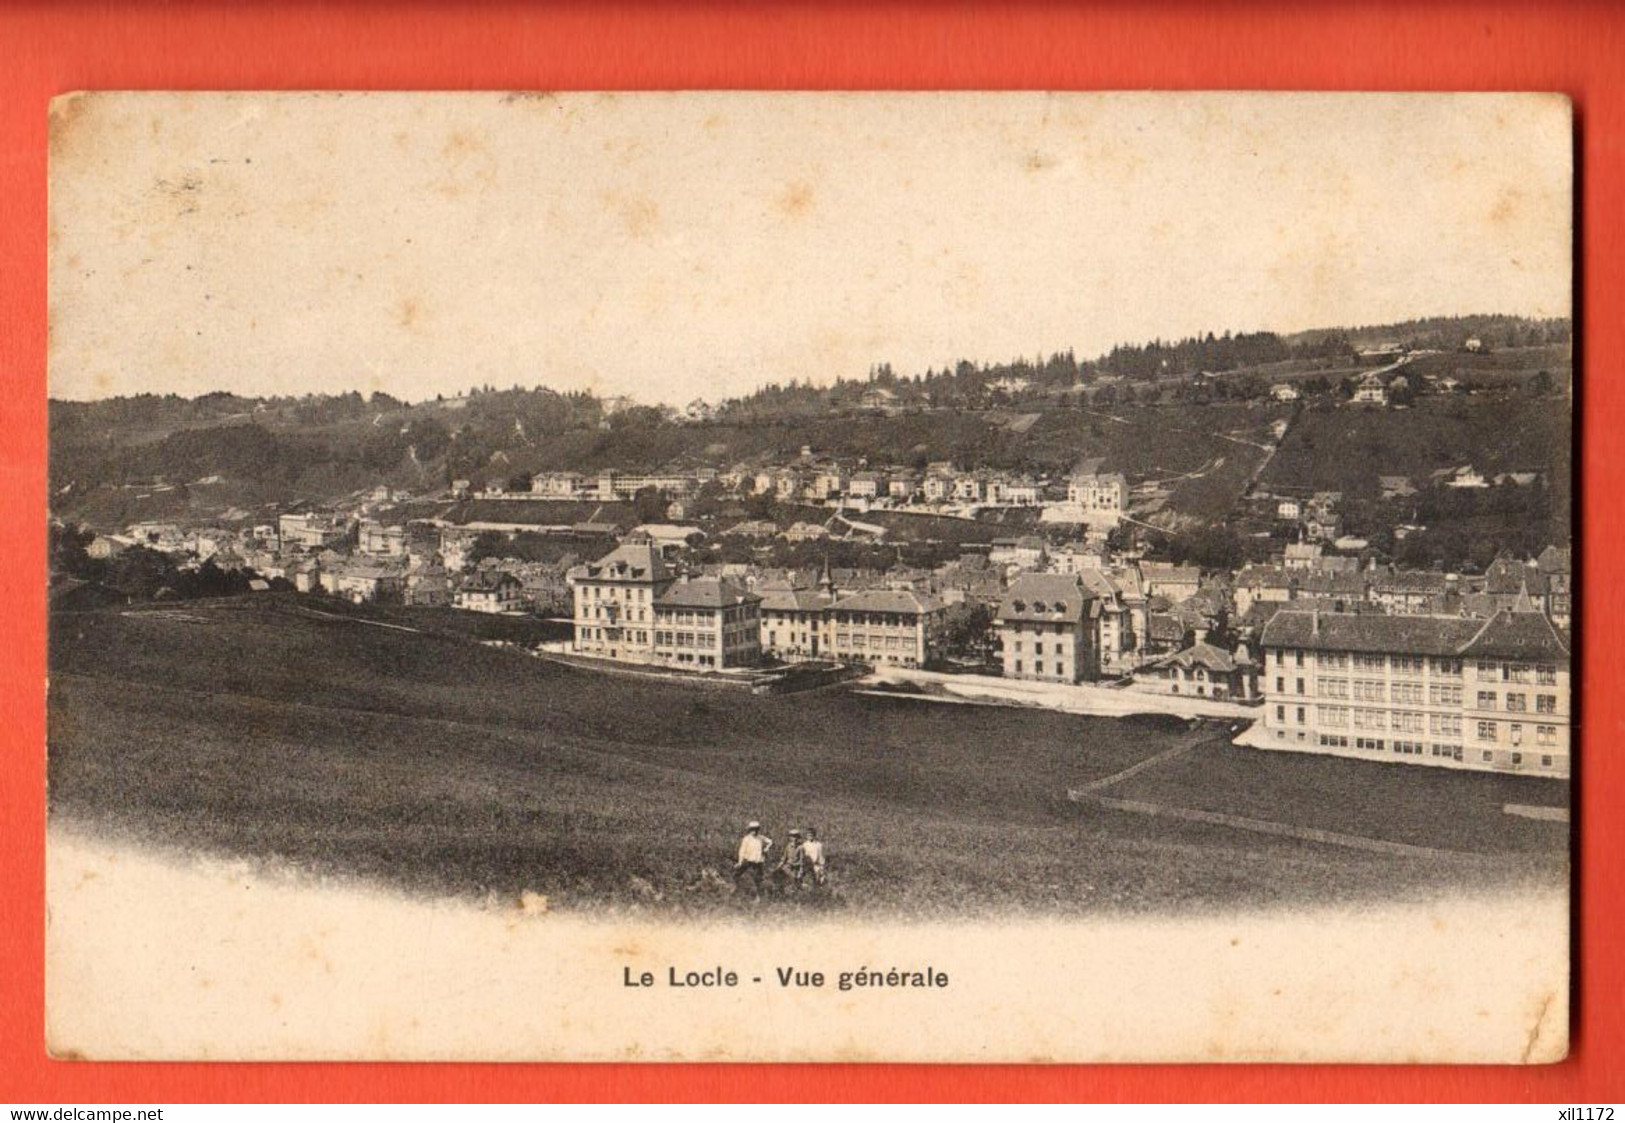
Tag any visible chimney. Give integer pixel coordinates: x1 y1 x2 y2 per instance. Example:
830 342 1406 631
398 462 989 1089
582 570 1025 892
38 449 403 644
1311 609 1320 637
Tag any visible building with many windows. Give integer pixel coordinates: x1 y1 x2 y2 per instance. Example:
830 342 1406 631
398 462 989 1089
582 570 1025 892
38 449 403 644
650 575 763 669
569 542 673 661
995 573 1097 684
1255 608 1570 776
1065 473 1129 527
757 582 944 667
569 543 762 669
823 588 945 668
759 583 838 661
455 569 524 613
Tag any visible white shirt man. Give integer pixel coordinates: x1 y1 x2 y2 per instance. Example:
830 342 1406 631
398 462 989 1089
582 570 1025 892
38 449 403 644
801 829 826 887
734 822 773 896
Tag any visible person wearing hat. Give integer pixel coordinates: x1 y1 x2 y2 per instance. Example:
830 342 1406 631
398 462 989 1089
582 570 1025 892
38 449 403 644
800 826 827 890
733 820 773 897
772 828 806 892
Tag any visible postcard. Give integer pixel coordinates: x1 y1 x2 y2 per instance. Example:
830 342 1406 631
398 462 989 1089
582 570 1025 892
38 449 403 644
45 91 1571 1062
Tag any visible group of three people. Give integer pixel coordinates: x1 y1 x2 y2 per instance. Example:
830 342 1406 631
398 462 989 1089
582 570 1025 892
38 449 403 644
733 820 826 896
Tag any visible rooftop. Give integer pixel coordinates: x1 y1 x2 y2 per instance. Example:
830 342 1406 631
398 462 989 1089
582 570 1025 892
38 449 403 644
996 574 1094 624
1260 608 1569 663
830 589 943 617
656 576 759 610
571 542 671 584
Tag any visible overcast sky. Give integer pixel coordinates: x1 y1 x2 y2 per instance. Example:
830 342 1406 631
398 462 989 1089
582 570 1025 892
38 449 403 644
49 91 1571 405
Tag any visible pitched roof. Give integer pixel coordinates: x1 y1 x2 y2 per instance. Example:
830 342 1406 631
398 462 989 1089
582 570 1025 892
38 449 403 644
1141 562 1201 584
1260 611 1483 657
463 569 521 591
1237 563 1293 588
1076 568 1121 602
1461 609 1571 663
1142 641 1249 674
996 574 1093 623
758 586 836 612
1296 571 1367 597
656 576 759 609
573 542 670 583
830 589 943 616
1536 545 1572 575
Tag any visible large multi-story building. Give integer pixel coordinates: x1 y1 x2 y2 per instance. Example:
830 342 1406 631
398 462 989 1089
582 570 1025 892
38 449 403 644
570 542 672 660
650 575 763 670
995 573 1097 684
922 473 954 503
594 471 697 502
756 575 944 669
358 520 407 557
278 511 349 552
455 569 524 613
1066 473 1128 524
531 471 585 499
823 589 945 668
1256 608 1571 777
569 543 761 669
759 583 837 660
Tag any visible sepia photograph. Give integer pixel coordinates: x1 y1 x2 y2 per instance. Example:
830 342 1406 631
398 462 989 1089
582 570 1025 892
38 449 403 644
44 90 1572 1063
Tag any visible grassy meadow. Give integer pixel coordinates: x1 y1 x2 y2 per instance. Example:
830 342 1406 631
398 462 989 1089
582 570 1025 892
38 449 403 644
48 596 1567 916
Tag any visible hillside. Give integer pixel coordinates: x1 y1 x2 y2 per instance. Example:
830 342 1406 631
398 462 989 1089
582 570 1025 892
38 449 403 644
47 316 1572 557
48 597 1566 916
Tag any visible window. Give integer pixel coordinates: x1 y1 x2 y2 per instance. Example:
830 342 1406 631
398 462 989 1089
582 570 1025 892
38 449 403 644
1537 725 1557 746
1477 691 1497 710
1318 678 1349 699
1511 752 1523 765
1015 660 1023 674
1034 661 1044 675
1296 678 1305 695
1482 750 1494 762
1431 658 1462 677
1536 665 1558 686
1354 680 1385 702
1318 705 1350 727
1429 684 1462 706
1393 682 1424 705
1296 707 1305 724
1429 713 1463 737
1505 693 1527 713
1295 650 1304 668
1509 723 1523 746
1476 720 1497 741
1392 711 1424 733
1393 656 1424 675
1541 755 1553 767
1276 677 1285 693
1276 705 1285 722
1503 665 1533 684
1354 653 1386 671
1476 660 1499 681
1537 694 1557 714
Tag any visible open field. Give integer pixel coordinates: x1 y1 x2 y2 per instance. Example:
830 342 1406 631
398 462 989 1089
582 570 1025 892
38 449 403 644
48 597 1566 916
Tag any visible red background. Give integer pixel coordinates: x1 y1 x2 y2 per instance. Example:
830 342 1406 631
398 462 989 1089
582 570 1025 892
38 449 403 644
2 0 1620 1103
